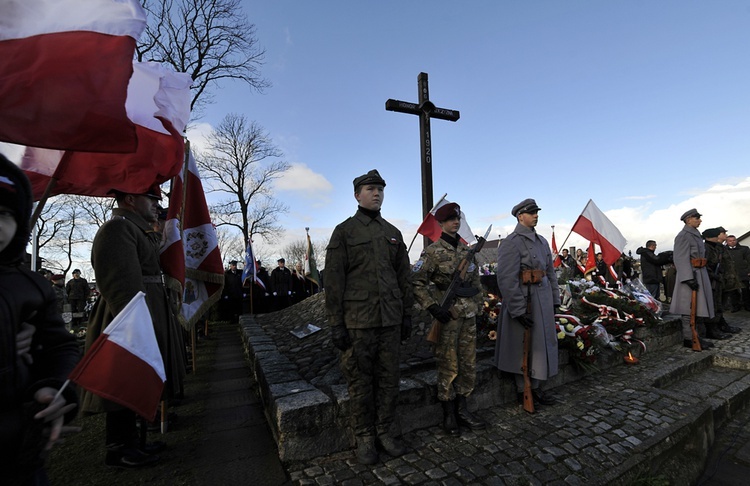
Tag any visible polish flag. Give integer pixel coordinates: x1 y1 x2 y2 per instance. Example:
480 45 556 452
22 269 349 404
571 199 627 266
551 229 561 268
21 62 192 200
0 0 146 153
416 194 477 245
69 292 165 421
160 148 224 329
584 241 597 275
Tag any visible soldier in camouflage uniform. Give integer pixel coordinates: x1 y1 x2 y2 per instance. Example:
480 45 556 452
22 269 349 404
411 202 486 436
324 169 413 465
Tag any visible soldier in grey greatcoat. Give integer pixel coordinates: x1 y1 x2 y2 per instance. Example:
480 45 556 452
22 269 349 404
324 169 413 465
411 202 486 436
82 185 187 468
670 208 715 349
494 198 560 409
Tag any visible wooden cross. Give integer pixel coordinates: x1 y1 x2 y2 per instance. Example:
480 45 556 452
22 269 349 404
386 72 459 246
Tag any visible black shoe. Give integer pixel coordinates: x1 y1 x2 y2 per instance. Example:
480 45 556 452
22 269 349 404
377 436 406 457
441 400 460 436
706 328 731 340
105 446 160 468
356 437 378 465
719 320 741 333
139 441 167 455
532 389 558 406
455 395 487 430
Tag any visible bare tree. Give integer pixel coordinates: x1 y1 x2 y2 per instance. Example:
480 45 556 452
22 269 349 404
71 195 115 228
215 226 245 266
137 0 270 117
197 113 289 244
281 238 328 270
34 195 89 274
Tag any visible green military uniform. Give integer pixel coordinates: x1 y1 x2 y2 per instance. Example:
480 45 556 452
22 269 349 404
412 236 483 401
324 180 413 444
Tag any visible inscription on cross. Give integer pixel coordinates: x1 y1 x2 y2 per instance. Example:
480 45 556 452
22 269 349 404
385 72 459 246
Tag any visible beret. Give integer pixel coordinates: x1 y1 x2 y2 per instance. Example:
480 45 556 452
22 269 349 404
51 274 64 280
511 198 541 217
680 208 701 222
701 227 725 239
353 169 386 190
229 260 238 265
72 269 81 274
435 202 461 222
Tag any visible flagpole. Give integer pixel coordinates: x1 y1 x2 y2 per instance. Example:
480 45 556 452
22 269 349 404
407 192 447 254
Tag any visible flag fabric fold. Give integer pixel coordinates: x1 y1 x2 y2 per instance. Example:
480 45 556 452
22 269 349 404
584 241 597 275
68 292 165 421
416 194 477 245
570 199 627 266
241 238 265 290
304 230 320 287
21 61 192 200
160 148 224 329
0 0 146 152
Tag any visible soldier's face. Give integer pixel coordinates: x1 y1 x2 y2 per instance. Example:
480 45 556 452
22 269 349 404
518 211 538 228
130 194 159 223
686 215 701 229
355 184 384 211
439 216 461 236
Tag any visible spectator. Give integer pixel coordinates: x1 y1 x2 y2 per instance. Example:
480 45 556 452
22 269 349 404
324 169 413 464
270 258 293 310
559 249 576 270
725 234 750 312
66 269 90 328
636 240 673 300
222 260 243 322
1 153 80 484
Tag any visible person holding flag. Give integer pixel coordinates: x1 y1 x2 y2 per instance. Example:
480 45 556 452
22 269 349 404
82 183 187 468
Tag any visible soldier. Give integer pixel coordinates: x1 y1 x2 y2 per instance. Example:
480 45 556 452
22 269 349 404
702 227 740 337
270 258 293 310
670 209 715 349
411 202 486 436
324 169 413 465
494 198 560 409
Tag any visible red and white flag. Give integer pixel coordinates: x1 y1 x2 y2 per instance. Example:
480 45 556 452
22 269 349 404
0 0 146 153
160 148 224 329
68 292 165 421
21 61 192 200
551 228 561 268
571 199 627 266
584 241 597 275
416 194 477 245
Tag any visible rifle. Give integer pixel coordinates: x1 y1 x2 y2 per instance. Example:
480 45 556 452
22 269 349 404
426 225 492 344
521 283 535 413
690 274 701 351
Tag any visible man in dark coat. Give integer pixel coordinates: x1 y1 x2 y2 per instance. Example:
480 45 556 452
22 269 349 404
494 198 560 409
726 235 750 311
702 227 740 337
270 258 293 310
324 169 413 465
411 202 486 435
670 209 714 349
83 184 187 468
1 153 80 484
636 240 673 300
66 268 90 327
222 260 243 322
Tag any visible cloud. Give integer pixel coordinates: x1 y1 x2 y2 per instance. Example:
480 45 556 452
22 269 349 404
619 195 656 201
185 123 213 153
275 163 333 199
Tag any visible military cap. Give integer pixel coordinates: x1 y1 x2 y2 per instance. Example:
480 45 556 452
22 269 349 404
72 269 81 274
702 227 725 239
435 202 461 222
680 208 701 222
51 274 64 281
511 198 541 217
229 260 238 265
277 258 285 263
109 182 162 200
353 169 386 190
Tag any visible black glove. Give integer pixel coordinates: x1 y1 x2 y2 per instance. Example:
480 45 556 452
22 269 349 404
684 279 699 291
401 316 412 342
516 314 533 328
331 325 352 351
428 304 452 324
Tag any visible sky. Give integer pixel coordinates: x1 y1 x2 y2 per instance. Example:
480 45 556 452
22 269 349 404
5 1 750 273
185 0 750 267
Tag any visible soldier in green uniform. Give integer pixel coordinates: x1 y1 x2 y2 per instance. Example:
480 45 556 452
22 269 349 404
324 169 413 465
411 202 486 436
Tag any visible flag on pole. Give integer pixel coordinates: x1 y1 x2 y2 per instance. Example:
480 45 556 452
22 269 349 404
416 194 477 245
21 61 192 200
160 147 224 329
242 238 265 290
584 241 597 275
570 199 627 266
68 292 165 421
551 228 561 268
0 0 146 152
304 228 320 287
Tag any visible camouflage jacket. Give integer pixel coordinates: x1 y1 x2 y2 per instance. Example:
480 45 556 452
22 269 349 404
324 210 413 329
411 235 483 318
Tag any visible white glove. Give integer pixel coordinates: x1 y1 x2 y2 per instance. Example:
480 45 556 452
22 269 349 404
288 291 292 295
273 292 277 296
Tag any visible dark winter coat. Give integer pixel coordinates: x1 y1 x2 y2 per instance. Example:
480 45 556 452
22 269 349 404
65 276 90 300
635 246 672 285
727 243 750 283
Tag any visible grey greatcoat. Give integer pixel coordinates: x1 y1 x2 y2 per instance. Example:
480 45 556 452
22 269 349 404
494 223 560 380
669 224 714 318
81 208 187 414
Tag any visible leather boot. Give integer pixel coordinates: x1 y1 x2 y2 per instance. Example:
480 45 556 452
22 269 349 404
441 400 460 436
705 323 731 340
455 395 487 430
356 436 378 465
719 316 741 334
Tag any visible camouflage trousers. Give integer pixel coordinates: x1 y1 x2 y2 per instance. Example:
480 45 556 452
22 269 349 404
340 326 400 438
435 316 477 401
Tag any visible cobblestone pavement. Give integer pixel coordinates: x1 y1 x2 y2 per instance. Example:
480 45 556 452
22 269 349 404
284 311 750 485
